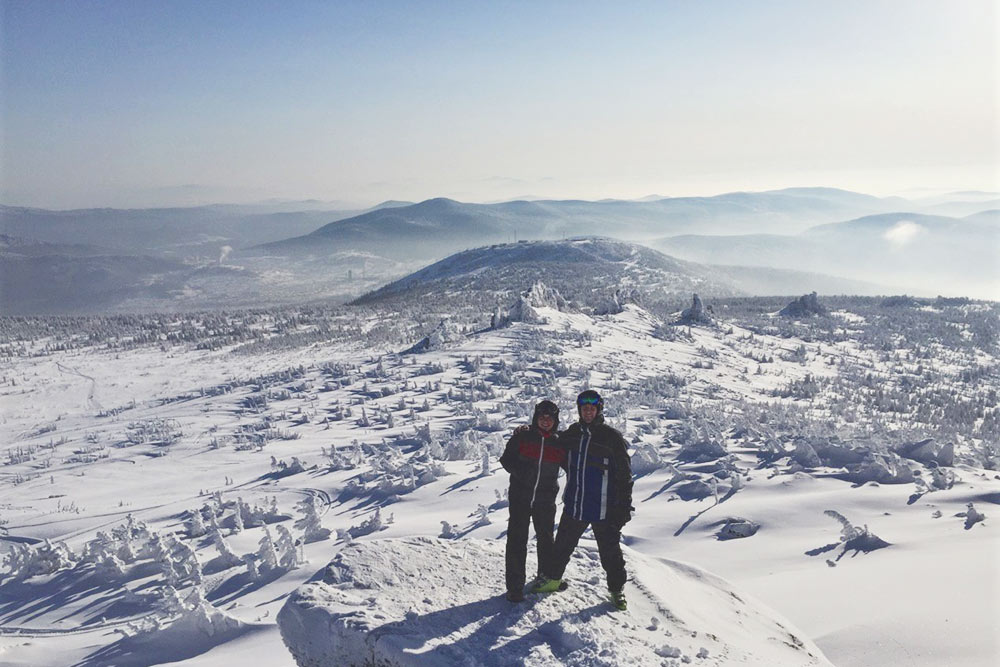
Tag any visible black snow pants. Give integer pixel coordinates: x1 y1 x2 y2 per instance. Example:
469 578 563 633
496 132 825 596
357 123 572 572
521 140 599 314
505 484 557 594
547 512 627 592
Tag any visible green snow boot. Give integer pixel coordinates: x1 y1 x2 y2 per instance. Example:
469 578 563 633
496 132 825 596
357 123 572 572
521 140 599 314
609 589 627 611
530 576 563 594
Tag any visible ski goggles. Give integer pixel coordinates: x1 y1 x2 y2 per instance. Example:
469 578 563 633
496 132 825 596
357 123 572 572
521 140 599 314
577 395 601 406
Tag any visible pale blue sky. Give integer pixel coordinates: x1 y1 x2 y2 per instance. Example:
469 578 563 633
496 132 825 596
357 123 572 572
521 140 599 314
1 0 996 208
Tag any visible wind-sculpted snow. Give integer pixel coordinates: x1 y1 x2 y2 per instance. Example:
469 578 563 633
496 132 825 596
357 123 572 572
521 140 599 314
277 536 832 667
1 294 997 666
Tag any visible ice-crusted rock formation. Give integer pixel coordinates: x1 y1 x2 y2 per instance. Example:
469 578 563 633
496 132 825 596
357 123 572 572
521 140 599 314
497 280 568 326
779 292 827 317
894 438 954 467
594 287 642 316
839 451 915 484
676 293 714 325
278 536 832 667
403 318 464 354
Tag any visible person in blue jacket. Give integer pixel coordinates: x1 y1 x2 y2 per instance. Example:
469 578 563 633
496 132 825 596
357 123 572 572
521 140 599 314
532 390 634 610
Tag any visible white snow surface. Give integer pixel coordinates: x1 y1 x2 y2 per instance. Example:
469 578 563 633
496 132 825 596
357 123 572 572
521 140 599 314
277 536 831 667
0 301 997 666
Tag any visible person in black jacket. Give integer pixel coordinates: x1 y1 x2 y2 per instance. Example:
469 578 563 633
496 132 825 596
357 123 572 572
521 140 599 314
499 400 566 602
532 390 634 610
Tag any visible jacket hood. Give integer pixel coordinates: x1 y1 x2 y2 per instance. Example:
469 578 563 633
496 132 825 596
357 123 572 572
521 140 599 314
531 400 560 432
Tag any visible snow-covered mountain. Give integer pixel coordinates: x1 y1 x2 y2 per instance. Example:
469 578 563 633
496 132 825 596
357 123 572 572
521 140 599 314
353 238 739 309
0 292 996 666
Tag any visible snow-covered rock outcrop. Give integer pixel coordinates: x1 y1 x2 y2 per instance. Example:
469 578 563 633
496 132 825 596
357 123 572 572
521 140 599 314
893 438 954 467
499 281 568 326
594 287 642 316
779 292 827 317
403 318 464 353
277 536 832 667
676 293 714 325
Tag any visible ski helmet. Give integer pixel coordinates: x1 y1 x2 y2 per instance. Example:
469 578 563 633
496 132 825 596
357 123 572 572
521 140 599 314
576 390 603 411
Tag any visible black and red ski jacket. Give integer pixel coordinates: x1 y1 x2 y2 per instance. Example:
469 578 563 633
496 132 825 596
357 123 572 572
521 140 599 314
500 424 566 504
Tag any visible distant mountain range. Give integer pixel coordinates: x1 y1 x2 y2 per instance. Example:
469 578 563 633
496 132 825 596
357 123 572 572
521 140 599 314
1 188 995 313
253 187 913 262
0 203 368 259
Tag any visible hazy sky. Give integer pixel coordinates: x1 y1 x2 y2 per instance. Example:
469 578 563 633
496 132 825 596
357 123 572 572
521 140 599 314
2 0 997 208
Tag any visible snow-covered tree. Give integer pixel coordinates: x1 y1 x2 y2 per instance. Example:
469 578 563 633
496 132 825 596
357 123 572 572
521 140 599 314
187 508 207 538
211 527 243 569
275 524 300 569
294 496 331 543
257 527 279 572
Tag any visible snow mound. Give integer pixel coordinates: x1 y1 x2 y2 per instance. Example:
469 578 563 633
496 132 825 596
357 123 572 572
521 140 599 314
277 536 832 667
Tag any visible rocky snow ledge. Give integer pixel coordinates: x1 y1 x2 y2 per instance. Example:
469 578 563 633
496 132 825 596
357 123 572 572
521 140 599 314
278 537 832 667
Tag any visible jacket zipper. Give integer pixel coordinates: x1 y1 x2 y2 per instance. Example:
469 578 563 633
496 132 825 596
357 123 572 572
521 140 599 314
530 433 545 506
574 426 590 519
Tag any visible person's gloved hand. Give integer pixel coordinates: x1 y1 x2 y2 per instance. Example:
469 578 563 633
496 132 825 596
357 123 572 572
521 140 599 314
610 505 634 528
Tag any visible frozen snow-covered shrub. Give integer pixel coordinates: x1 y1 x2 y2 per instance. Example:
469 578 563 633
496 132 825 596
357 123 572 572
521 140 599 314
231 502 244 534
294 496 331 543
472 504 491 527
323 443 358 471
631 442 665 475
243 554 260 581
962 503 986 530
480 447 492 476
439 521 456 539
824 510 890 552
3 539 77 580
183 586 244 636
347 507 391 538
490 488 509 511
157 584 187 617
930 466 956 490
438 429 487 461
94 551 127 579
186 507 207 538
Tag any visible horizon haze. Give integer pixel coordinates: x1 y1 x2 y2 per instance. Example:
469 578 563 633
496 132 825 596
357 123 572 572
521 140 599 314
1 1 997 209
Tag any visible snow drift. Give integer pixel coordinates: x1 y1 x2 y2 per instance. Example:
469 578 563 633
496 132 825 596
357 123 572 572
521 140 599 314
277 536 832 667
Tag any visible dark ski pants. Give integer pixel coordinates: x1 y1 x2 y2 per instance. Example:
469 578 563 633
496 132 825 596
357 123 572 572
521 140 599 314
505 486 556 593
547 512 627 592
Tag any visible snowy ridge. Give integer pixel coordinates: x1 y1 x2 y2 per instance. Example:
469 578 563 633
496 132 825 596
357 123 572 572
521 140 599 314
277 536 831 667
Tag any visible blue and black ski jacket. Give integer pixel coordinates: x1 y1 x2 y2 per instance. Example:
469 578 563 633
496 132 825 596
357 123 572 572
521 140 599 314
560 416 633 524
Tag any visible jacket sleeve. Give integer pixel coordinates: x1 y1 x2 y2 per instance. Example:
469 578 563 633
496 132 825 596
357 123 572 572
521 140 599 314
553 431 569 472
499 432 520 474
611 431 633 510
